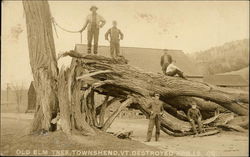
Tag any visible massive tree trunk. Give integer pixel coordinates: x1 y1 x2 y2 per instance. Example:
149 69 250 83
57 51 248 135
23 0 59 132
61 51 248 113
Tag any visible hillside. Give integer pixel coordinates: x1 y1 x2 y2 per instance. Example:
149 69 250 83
189 39 249 75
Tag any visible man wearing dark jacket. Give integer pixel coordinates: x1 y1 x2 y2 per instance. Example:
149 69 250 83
146 92 164 142
105 21 124 58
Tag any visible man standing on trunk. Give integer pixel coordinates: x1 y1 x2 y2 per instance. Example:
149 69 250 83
146 92 164 142
105 21 124 58
80 6 106 54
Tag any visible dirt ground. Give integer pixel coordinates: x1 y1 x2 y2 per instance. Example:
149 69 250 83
108 119 248 157
0 113 160 156
0 113 248 157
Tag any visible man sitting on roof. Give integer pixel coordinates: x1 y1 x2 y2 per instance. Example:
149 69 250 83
162 54 187 79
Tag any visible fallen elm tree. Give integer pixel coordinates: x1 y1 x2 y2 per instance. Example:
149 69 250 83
55 51 248 136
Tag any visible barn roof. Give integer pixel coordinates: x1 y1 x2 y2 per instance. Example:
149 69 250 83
75 44 201 75
203 74 249 87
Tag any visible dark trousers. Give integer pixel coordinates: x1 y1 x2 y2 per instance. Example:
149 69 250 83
87 28 99 54
147 114 160 141
110 41 120 58
190 119 202 134
166 69 186 79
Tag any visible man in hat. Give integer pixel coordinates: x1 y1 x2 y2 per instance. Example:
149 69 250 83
105 20 124 58
80 6 106 54
145 92 164 142
187 102 203 136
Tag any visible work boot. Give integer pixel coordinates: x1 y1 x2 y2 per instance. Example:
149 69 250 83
193 133 199 137
179 71 187 80
40 129 48 136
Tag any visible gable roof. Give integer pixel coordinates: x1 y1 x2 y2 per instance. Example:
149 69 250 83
222 66 249 82
203 74 248 87
75 44 201 75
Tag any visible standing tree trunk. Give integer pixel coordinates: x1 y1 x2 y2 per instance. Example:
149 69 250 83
23 0 59 132
23 1 97 135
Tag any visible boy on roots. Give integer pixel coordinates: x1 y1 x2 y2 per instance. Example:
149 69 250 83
187 102 203 136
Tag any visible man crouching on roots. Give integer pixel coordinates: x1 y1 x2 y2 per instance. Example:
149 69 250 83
145 92 164 142
187 102 203 136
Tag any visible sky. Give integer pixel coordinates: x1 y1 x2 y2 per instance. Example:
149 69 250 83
1 0 249 89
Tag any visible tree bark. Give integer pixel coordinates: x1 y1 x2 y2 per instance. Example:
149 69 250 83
98 96 109 126
57 67 72 134
102 98 133 131
69 62 96 135
23 0 58 132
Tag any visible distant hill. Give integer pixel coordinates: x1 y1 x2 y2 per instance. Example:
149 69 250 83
75 44 201 75
189 39 249 75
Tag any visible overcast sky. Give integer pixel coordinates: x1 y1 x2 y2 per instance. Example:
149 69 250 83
1 1 249 89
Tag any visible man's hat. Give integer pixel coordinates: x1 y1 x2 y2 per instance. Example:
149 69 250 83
90 5 98 11
112 20 117 24
191 101 197 106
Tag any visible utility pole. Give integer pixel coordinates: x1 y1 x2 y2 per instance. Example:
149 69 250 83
6 83 9 107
